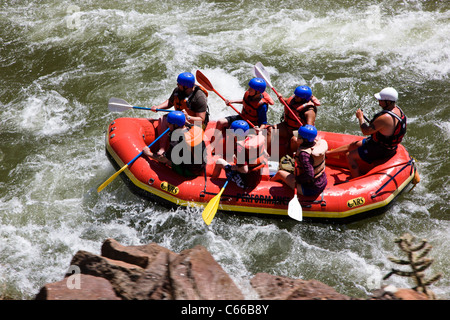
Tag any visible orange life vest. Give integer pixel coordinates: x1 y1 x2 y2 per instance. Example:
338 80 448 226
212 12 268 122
241 91 274 126
236 133 267 172
284 95 320 130
173 85 209 117
294 138 327 179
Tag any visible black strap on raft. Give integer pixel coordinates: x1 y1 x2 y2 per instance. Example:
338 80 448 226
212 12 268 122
371 158 414 199
300 191 326 208
200 165 208 198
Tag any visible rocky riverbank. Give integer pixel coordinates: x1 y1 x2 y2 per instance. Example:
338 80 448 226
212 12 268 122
35 238 428 300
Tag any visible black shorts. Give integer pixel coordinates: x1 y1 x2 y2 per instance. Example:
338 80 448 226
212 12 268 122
225 114 243 126
358 138 397 164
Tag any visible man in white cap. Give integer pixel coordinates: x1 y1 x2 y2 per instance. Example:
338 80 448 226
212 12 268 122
326 87 407 178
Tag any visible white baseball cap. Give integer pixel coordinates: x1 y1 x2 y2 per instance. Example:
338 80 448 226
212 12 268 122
374 87 398 102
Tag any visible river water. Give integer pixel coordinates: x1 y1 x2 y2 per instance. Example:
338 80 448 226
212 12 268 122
0 0 448 300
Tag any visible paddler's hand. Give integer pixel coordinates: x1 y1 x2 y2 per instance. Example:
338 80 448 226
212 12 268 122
356 108 365 122
142 146 153 157
150 106 158 112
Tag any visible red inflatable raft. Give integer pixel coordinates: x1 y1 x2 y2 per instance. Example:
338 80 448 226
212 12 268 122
103 117 419 222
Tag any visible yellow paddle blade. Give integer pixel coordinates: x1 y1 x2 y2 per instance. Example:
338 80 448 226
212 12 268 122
97 164 128 193
202 187 226 225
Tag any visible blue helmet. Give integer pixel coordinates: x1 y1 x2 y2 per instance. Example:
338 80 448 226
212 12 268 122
298 125 317 142
230 120 249 136
248 78 266 93
167 110 186 127
294 86 312 101
177 72 195 88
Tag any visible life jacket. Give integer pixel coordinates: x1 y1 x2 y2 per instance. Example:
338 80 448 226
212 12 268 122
183 124 204 148
241 91 274 126
235 133 267 172
173 85 210 124
284 95 320 130
294 138 327 179
371 106 407 150
167 124 206 174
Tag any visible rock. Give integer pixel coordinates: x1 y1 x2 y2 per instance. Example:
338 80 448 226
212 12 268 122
35 274 120 300
68 250 148 299
169 245 244 300
35 239 432 301
250 273 352 300
394 288 429 300
36 239 243 300
370 285 429 300
101 238 176 268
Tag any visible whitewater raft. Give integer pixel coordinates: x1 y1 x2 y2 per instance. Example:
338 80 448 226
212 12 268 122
104 117 419 223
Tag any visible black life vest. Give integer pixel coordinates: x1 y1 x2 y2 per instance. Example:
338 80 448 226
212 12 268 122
371 106 407 150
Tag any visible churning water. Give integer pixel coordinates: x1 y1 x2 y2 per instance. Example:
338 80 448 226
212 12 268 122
0 0 449 299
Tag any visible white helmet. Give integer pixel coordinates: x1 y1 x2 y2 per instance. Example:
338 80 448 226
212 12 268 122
374 87 398 102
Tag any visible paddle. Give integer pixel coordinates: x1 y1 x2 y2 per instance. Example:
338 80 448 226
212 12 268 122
195 70 256 129
97 127 170 193
201 177 231 225
288 180 303 221
108 97 171 113
253 62 303 126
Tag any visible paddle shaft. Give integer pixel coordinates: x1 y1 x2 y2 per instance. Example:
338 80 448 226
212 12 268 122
108 98 173 113
254 63 303 127
125 127 170 166
272 86 304 127
97 127 170 192
195 70 256 129
133 106 171 112
221 179 230 192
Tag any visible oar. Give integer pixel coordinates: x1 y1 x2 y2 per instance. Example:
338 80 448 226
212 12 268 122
195 70 256 129
97 127 170 193
202 177 231 225
108 97 171 113
288 180 303 221
253 62 303 126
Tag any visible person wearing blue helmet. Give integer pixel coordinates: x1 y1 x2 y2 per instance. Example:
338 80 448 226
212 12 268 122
271 85 321 156
271 125 328 197
151 72 209 126
143 111 206 177
150 72 210 156
212 120 267 190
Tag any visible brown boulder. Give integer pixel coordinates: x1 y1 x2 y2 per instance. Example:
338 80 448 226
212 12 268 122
370 286 429 300
101 238 177 268
250 273 352 300
170 245 244 300
36 239 243 300
35 274 120 300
